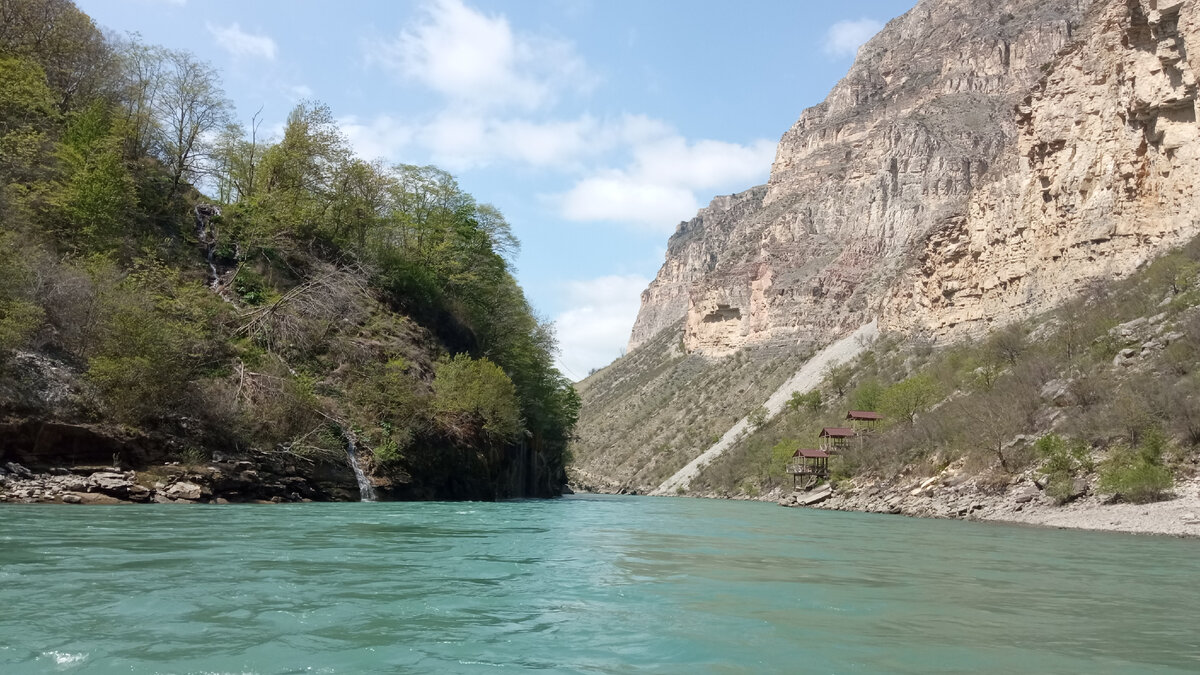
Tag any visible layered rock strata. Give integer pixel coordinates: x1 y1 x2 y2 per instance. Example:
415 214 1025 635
884 0 1200 336
632 0 1098 355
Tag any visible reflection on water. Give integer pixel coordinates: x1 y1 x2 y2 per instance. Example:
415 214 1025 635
1 495 1199 673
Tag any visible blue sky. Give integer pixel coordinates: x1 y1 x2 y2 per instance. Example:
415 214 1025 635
77 0 914 379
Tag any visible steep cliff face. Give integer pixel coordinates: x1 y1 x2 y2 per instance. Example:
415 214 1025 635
633 0 1095 356
884 0 1200 336
578 0 1200 493
627 187 767 351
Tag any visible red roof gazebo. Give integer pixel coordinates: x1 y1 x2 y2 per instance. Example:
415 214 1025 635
786 448 829 487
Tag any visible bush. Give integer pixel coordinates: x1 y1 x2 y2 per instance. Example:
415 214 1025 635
1034 433 1094 504
787 390 822 413
350 358 428 461
0 299 43 353
850 379 883 412
1098 430 1174 503
748 405 768 428
433 354 521 440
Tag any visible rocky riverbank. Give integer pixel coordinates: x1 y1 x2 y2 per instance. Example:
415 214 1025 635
780 470 1200 538
0 453 363 505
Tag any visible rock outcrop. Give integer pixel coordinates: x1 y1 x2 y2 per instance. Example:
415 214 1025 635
630 0 1200 354
633 0 1100 355
885 0 1200 336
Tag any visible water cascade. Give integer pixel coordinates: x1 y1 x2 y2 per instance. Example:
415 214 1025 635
344 438 376 502
194 204 222 290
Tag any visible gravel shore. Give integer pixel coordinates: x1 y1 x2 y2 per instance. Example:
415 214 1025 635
984 478 1200 537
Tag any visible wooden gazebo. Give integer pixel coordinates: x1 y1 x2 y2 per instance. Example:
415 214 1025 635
846 410 883 433
786 448 829 488
819 427 856 453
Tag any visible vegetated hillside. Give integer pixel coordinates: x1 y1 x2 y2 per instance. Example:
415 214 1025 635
0 0 578 502
573 0 1200 498
697 236 1200 504
571 321 813 491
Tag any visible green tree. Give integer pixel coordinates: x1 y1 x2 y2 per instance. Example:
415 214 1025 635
54 100 136 249
433 354 521 441
822 361 853 398
155 49 231 201
880 374 939 426
850 379 883 412
787 390 822 413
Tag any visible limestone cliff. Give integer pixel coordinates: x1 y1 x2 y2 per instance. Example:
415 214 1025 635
885 0 1200 336
578 0 1200 492
632 0 1097 355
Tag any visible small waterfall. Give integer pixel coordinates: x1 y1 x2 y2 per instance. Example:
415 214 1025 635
345 438 377 502
194 204 222 290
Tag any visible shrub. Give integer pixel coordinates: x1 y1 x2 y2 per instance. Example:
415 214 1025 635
770 439 797 475
350 358 428 461
880 374 939 426
0 299 43 353
787 390 822 413
748 405 768 428
1034 433 1094 504
1098 430 1174 503
850 379 883 412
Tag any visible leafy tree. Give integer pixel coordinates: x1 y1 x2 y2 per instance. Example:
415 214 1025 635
880 374 939 426
155 49 230 201
0 56 58 224
788 390 822 413
433 354 521 441
850 379 883 412
0 0 114 111
822 361 853 398
53 100 136 249
1034 433 1094 503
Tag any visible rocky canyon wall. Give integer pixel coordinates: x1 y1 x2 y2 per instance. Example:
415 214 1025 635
631 0 1098 355
884 0 1200 336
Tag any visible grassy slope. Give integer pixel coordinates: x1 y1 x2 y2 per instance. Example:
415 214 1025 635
571 320 816 491
692 237 1200 498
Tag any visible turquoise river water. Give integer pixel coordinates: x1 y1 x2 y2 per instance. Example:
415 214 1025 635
1 495 1198 674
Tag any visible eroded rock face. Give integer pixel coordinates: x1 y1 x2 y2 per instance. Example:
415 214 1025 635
884 0 1200 336
632 0 1097 355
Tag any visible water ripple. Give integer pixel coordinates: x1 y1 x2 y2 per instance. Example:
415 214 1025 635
1 497 1199 673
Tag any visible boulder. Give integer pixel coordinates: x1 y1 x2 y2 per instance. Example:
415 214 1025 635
61 494 82 504
165 481 203 501
5 462 33 479
87 472 135 498
1013 485 1040 504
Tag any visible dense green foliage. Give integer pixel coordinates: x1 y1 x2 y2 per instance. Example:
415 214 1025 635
0 0 577 497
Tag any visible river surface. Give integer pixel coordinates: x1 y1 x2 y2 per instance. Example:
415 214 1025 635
1 495 1198 674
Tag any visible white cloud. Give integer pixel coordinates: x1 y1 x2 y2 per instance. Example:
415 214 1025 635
558 135 776 230
421 113 662 170
335 111 676 171
560 174 699 228
288 84 314 100
340 115 416 163
207 22 278 61
822 18 883 59
553 274 649 378
366 0 592 111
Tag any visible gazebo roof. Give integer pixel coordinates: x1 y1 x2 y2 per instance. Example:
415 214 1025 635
819 427 857 438
846 410 883 421
792 448 829 458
